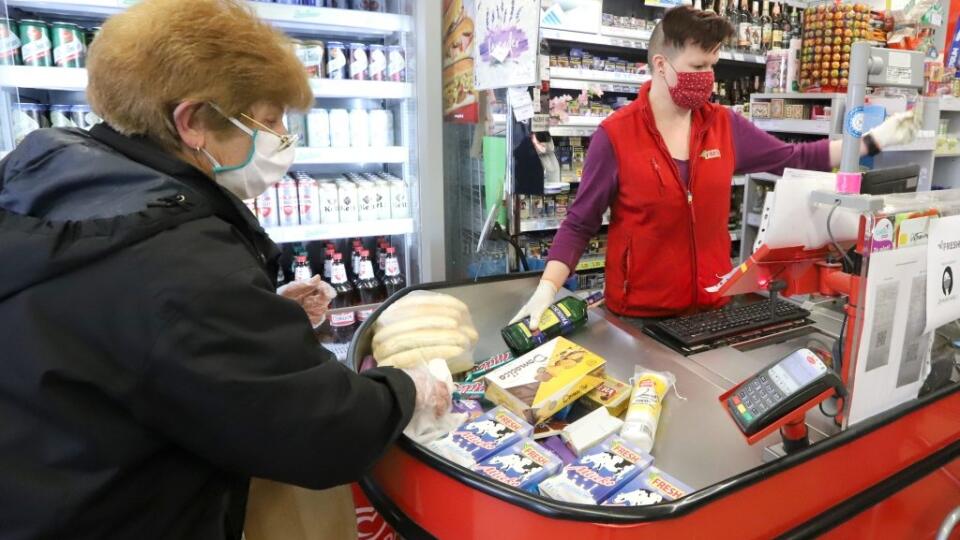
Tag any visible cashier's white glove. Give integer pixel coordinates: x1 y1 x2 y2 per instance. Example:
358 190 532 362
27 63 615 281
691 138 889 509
866 111 916 150
402 360 454 419
510 280 558 331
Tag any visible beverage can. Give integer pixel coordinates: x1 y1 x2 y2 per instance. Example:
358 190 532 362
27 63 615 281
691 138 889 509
349 42 368 80
386 45 405 82
49 104 78 128
374 180 391 219
319 181 340 224
301 40 325 78
349 108 370 148
357 181 378 222
337 180 359 223
367 44 386 81
326 41 346 79
51 22 84 68
0 19 22 66
389 178 409 218
297 174 321 226
328 108 350 147
256 186 280 228
306 108 330 148
368 108 394 147
70 105 101 129
13 102 48 146
278 176 300 227
18 20 51 67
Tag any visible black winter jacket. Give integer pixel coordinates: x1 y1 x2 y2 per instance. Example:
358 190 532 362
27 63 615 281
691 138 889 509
0 125 415 540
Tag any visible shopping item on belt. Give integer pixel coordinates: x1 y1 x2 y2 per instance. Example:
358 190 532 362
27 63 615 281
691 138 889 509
538 435 653 505
483 337 605 424
472 439 562 493
561 406 624 456
427 406 533 468
580 374 631 417
602 466 693 507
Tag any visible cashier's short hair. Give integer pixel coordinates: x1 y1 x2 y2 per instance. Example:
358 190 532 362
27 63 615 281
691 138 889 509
86 0 312 152
648 6 735 59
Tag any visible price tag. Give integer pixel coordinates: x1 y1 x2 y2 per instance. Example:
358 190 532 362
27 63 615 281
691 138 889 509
733 53 745 62
570 137 583 146
532 114 549 133
720 51 731 60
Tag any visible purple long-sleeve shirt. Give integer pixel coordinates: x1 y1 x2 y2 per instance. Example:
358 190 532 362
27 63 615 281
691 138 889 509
548 109 831 271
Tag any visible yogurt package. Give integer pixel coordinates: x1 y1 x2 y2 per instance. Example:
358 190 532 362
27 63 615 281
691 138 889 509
427 406 533 468
538 435 653 504
472 439 562 493
603 466 693 507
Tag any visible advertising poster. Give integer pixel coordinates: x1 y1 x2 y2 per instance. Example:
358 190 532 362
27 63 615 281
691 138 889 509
925 214 960 333
443 0 480 123
474 0 541 90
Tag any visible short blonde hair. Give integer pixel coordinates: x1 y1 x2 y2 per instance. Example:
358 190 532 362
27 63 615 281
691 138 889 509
87 0 313 151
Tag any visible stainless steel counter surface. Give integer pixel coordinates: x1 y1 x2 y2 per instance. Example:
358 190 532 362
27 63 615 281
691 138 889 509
364 277 843 491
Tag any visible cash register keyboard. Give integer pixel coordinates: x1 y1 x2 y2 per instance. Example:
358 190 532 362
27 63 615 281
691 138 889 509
648 299 811 348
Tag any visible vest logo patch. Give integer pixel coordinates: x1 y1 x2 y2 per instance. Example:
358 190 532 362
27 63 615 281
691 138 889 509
700 149 721 160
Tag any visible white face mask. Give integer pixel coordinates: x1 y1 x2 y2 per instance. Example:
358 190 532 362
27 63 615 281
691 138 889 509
200 105 297 200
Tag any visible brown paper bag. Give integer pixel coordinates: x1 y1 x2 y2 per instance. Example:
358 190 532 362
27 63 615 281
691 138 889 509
244 479 358 540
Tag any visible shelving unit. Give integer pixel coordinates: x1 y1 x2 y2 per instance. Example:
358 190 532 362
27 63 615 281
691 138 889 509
519 215 609 234
294 146 409 165
264 218 415 244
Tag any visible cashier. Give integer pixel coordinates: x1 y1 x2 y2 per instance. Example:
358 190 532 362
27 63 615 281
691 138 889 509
0 1 449 538
514 5 917 326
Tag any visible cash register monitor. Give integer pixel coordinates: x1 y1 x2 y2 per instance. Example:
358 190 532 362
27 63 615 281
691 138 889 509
859 164 921 195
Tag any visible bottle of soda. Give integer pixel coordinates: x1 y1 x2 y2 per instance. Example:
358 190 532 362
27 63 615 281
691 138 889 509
329 253 357 342
382 246 406 298
376 240 391 278
355 250 385 305
500 292 604 355
322 247 336 283
293 254 312 282
350 241 364 283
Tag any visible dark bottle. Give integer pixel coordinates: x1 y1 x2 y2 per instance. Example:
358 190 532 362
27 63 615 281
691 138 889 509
329 253 358 342
356 250 385 305
382 247 406 298
322 247 336 283
293 254 312 282
749 1 761 53
501 294 601 355
788 5 800 42
376 240 391 278
771 2 784 50
721 0 736 49
737 0 752 51
350 242 363 283
760 0 772 52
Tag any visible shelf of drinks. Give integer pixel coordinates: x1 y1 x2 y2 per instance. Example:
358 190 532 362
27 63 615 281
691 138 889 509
751 118 832 135
0 66 412 99
939 96 960 113
4 0 412 37
293 146 407 165
264 218 414 244
751 92 844 100
519 215 609 233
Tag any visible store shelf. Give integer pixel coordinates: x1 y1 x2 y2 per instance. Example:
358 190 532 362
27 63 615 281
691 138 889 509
294 146 407 165
752 118 832 135
717 50 767 64
265 218 414 244
550 67 649 94
881 137 936 153
520 215 609 233
599 25 652 41
939 96 960 112
308 79 413 99
575 257 605 272
0 65 87 92
548 115 606 138
751 92 843 100
4 0 412 37
542 27 765 65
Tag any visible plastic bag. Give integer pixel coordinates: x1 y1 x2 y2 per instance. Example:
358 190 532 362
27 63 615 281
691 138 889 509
403 359 468 444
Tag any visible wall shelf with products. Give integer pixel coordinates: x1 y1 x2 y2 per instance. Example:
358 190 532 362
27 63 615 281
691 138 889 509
265 218 415 244
293 146 408 165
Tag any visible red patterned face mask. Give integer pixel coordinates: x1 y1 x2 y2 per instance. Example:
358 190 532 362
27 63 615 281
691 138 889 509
665 61 714 110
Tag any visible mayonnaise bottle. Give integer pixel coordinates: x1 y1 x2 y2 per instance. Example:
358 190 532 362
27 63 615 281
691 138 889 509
620 366 676 454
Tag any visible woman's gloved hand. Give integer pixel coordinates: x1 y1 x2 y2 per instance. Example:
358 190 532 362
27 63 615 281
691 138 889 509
510 280 558 331
277 275 337 327
866 111 917 150
402 359 454 419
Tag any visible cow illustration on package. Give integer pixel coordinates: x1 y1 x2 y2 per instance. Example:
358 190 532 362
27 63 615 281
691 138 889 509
539 436 653 504
603 466 694 507
473 439 562 493
427 406 534 468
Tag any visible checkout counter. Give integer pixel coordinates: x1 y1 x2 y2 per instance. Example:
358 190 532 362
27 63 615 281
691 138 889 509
349 43 960 539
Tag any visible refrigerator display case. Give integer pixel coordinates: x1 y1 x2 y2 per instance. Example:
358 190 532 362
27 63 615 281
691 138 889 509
0 0 446 352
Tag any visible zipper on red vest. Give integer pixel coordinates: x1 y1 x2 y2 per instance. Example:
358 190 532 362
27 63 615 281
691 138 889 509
686 128 708 308
650 158 666 196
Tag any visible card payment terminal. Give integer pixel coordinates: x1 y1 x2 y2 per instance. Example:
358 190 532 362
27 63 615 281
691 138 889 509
726 348 844 436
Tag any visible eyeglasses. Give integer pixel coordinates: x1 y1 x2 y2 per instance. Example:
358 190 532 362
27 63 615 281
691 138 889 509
239 112 299 151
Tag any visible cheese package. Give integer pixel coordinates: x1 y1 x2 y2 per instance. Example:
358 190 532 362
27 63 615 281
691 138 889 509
538 436 653 504
483 337 605 424
580 374 631 417
472 439 562 493
426 406 533 468
602 466 693 507
560 406 624 456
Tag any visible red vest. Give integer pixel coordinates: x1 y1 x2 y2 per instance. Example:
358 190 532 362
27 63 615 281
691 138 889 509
602 82 735 318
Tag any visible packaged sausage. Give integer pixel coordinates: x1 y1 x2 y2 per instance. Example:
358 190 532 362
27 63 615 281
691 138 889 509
427 406 533 468
472 439 562 493
538 435 653 505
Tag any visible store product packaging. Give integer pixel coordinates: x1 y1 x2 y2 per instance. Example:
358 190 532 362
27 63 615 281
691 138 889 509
472 439 562 493
452 399 486 421
561 406 624 456
540 435 577 465
538 435 653 505
620 366 676 454
483 337 605 424
580 374 631 417
465 351 515 382
427 406 534 468
403 359 468 445
602 466 693 507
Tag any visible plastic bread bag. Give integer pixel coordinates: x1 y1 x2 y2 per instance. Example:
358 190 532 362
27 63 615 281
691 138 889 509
372 290 478 374
619 366 677 455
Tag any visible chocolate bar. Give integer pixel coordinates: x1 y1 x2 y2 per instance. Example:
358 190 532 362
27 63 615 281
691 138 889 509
426 406 533 468
465 351 514 382
602 466 693 507
538 435 653 504
454 380 486 400
472 439 562 493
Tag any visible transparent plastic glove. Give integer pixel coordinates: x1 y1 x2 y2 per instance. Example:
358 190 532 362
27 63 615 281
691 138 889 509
866 111 916 150
510 280 558 331
402 359 465 444
277 275 337 327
